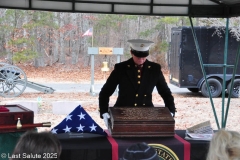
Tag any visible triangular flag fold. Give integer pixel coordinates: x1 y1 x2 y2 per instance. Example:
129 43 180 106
51 105 107 136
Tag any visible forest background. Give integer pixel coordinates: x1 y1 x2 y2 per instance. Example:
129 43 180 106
0 9 240 133
1 9 240 70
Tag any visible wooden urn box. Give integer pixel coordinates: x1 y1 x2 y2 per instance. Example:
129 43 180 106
108 107 175 137
0 104 34 133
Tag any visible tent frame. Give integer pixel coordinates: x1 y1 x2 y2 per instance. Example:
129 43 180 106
189 17 240 129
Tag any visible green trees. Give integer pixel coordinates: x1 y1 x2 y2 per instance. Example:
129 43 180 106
0 9 199 67
0 10 57 65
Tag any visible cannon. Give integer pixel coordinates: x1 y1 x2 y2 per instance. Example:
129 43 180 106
0 63 55 98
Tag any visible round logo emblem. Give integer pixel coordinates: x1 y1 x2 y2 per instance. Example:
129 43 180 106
148 144 179 160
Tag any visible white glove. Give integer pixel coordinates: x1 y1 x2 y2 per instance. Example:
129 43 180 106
171 112 175 117
102 113 110 128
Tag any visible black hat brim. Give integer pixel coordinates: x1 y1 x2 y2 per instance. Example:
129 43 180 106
131 49 149 58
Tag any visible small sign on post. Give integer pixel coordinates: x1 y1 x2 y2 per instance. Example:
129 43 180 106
99 47 113 55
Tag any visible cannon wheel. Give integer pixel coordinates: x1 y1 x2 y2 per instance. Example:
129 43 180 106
0 65 27 98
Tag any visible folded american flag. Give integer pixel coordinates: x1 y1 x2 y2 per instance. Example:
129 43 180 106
51 105 107 136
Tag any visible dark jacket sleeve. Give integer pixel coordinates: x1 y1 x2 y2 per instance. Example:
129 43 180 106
98 64 119 118
155 65 176 115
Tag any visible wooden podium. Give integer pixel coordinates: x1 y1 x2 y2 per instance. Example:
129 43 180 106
108 107 175 137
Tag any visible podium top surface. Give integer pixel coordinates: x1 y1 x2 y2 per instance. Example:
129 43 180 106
109 107 174 122
2 104 32 113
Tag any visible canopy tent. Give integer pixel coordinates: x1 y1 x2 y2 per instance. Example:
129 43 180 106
0 0 240 17
0 0 239 130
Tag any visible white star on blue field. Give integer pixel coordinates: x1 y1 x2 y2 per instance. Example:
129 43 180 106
51 105 107 136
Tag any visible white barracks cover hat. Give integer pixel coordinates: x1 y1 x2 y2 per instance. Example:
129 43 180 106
127 39 154 52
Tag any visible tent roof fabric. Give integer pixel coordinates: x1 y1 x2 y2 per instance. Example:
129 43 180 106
0 0 240 17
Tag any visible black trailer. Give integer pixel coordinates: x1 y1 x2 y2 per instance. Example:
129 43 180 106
168 26 240 98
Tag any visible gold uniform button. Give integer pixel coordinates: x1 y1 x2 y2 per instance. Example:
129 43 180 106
134 103 137 106
138 81 140 84
138 70 140 73
136 94 138 97
138 75 141 78
143 104 145 105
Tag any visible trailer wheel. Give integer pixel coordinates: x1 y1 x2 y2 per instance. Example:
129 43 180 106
227 79 240 98
201 78 222 98
187 88 199 93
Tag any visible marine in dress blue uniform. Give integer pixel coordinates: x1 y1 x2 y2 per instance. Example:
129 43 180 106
99 39 176 127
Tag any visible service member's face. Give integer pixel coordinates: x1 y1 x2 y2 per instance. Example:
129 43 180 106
132 54 147 65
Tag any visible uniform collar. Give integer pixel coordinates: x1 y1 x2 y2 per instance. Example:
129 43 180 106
127 58 149 68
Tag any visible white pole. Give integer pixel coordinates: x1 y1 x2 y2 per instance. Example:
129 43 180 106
92 27 93 47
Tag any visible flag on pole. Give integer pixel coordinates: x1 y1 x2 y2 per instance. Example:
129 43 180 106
51 105 107 136
82 28 93 37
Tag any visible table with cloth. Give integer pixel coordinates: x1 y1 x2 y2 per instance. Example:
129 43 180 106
0 130 210 160
58 130 210 160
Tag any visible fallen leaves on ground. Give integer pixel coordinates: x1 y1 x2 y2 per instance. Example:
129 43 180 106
1 63 239 133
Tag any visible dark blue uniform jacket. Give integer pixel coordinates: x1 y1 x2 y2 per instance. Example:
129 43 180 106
99 58 176 118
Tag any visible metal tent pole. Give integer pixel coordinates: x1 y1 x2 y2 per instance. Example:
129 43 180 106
221 18 229 128
224 42 240 128
189 16 220 129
